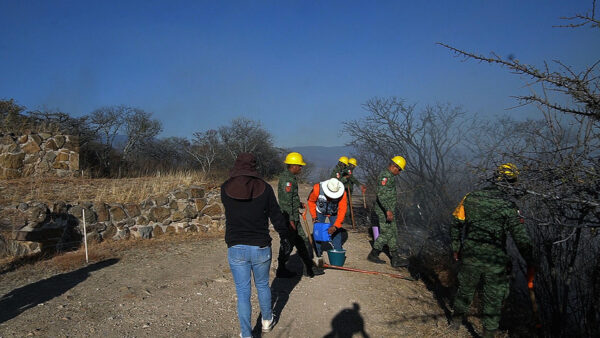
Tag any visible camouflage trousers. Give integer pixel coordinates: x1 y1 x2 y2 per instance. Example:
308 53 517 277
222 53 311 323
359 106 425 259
453 258 509 331
278 222 313 267
372 209 399 251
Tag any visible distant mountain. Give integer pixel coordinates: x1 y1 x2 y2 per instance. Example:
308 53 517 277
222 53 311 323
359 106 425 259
285 145 356 181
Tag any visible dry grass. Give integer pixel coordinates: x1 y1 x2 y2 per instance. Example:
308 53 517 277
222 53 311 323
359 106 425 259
0 231 222 274
0 170 213 207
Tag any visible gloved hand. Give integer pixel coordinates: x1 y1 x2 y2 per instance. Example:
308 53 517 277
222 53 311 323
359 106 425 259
360 185 367 194
527 266 535 289
280 238 293 257
289 220 297 231
327 225 338 234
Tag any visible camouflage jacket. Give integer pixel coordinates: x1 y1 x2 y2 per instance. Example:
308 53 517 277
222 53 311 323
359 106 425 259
451 185 534 266
278 170 301 222
346 167 361 191
375 169 396 213
330 163 349 185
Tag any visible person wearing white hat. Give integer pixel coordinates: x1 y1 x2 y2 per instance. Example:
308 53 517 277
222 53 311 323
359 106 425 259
307 178 348 256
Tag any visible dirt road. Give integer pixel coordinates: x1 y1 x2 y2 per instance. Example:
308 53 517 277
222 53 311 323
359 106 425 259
0 229 474 338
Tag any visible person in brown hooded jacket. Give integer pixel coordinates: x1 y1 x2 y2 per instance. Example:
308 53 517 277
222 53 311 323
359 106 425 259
221 153 291 338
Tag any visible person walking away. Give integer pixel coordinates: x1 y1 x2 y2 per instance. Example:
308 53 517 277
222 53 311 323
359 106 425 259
366 156 408 268
276 152 324 278
449 163 537 338
307 178 348 256
221 153 292 338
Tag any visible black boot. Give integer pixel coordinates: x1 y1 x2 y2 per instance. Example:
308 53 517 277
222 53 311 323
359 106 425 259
367 248 386 264
390 250 409 268
276 265 296 278
449 312 464 330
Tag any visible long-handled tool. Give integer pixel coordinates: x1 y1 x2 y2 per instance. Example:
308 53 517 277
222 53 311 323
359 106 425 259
362 191 367 209
347 189 356 230
322 263 414 281
301 210 323 268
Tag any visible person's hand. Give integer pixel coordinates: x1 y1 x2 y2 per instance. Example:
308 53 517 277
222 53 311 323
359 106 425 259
453 252 459 262
327 225 337 234
300 202 306 209
289 221 297 231
280 238 293 256
527 266 535 289
386 210 394 222
360 185 367 194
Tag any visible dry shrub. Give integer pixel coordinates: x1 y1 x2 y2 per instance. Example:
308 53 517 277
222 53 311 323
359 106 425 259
0 170 210 207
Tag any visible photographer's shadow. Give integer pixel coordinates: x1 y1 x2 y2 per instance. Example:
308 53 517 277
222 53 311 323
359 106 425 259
324 302 370 338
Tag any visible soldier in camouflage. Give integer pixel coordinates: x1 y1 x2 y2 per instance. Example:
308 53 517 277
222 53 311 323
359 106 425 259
276 152 324 278
450 163 536 338
330 156 350 186
366 156 408 268
346 158 366 195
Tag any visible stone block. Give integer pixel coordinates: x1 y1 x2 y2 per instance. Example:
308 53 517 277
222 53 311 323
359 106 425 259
194 198 207 214
124 204 141 217
52 161 69 170
148 206 171 222
201 203 223 217
136 216 149 225
153 195 168 206
0 135 18 153
63 135 79 152
173 191 188 199
55 150 70 162
0 208 28 231
69 153 79 170
109 205 127 222
22 140 41 154
94 203 110 222
53 135 65 148
52 201 68 214
0 152 25 169
189 186 205 198
38 132 52 140
170 211 185 222
44 139 58 151
17 134 28 144
152 225 164 237
30 134 42 145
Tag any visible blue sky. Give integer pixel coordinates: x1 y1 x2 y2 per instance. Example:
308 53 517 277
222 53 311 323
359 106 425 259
1 1 598 147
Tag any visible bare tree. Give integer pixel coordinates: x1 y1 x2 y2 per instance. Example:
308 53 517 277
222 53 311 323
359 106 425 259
438 2 600 335
188 129 221 174
122 109 163 157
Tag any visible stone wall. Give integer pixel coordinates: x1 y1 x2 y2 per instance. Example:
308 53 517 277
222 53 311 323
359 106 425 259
0 185 225 257
0 132 79 179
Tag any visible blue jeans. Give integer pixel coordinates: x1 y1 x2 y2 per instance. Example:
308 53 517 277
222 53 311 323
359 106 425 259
315 213 343 256
228 245 273 337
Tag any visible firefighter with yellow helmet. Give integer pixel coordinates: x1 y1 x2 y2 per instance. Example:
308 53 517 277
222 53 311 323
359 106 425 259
367 156 408 268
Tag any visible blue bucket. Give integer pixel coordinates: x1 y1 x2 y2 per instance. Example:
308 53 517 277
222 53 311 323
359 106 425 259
327 249 346 266
313 222 331 242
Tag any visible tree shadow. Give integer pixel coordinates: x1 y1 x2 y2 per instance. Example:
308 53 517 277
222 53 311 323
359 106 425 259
0 258 119 324
323 302 370 338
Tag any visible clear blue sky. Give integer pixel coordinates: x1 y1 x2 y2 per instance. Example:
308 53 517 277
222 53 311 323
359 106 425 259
1 1 598 147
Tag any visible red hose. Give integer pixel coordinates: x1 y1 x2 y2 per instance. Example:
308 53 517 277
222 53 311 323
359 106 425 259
322 263 414 281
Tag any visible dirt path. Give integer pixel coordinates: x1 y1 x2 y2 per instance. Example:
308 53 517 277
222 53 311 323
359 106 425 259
0 183 476 337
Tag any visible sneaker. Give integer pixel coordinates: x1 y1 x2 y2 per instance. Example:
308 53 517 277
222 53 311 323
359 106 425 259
261 316 274 332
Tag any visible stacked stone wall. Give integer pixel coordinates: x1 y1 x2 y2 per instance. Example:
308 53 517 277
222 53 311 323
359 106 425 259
0 132 79 179
0 185 225 257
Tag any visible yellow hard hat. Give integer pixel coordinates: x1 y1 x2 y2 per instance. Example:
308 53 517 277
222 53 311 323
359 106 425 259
284 152 306 166
348 158 357 166
338 156 349 165
497 162 519 181
391 156 406 170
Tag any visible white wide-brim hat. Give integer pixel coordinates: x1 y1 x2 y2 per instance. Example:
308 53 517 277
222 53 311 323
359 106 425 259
322 178 345 199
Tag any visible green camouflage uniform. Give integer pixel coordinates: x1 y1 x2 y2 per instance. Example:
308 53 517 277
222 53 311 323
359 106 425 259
373 169 398 251
451 185 534 332
277 169 312 267
346 166 361 194
330 163 349 186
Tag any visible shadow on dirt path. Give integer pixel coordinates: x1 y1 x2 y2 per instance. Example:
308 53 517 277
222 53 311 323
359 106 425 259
0 258 119 324
323 302 370 338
